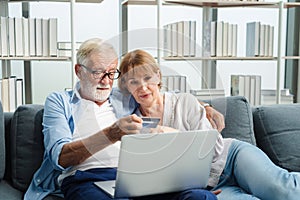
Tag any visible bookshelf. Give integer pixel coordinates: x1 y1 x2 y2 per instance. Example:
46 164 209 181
119 0 300 104
0 0 103 104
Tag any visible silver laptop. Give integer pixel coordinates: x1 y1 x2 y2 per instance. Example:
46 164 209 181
94 129 218 198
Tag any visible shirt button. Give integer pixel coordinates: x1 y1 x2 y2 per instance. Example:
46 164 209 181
37 179 40 183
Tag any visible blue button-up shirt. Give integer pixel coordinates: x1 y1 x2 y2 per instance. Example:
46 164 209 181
24 84 137 200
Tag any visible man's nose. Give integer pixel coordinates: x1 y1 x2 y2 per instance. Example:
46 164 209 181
100 74 111 84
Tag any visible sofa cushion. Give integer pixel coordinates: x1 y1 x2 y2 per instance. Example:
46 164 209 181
10 105 44 192
0 101 5 180
253 104 300 172
207 96 256 145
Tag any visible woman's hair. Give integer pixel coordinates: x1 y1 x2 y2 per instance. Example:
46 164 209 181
118 49 162 94
76 38 117 66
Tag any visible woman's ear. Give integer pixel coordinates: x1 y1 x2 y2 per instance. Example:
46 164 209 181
156 70 161 79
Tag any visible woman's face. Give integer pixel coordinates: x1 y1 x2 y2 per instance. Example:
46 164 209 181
125 67 160 107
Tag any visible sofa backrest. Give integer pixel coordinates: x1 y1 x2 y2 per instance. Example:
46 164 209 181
8 104 44 192
0 101 5 181
253 103 300 172
207 96 257 145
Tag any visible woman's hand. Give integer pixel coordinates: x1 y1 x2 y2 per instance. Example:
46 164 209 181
204 106 225 132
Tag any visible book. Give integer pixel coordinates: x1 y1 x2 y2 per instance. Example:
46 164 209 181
249 75 256 105
163 24 172 57
183 21 190 57
227 23 233 57
203 21 216 57
180 76 186 92
259 24 266 57
268 26 274 57
16 79 24 108
14 17 24 57
57 41 82 50
167 76 174 91
8 17 15 56
191 89 225 101
222 22 229 57
189 20 196 57
190 89 225 96
29 18 36 56
23 18 30 57
177 21 184 57
49 18 58 56
264 24 270 57
231 75 245 96
171 22 178 57
232 24 238 57
253 75 261 106
244 75 251 102
0 17 9 56
215 21 223 57
173 75 181 92
1 78 9 112
42 18 49 56
35 18 43 56
161 76 168 92
246 21 260 57
8 76 17 112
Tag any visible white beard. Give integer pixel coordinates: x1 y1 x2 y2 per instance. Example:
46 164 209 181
94 89 111 102
84 81 111 102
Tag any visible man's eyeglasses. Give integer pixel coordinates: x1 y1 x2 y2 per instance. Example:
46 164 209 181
80 64 121 80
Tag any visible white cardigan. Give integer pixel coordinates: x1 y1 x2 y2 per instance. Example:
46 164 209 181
162 92 233 187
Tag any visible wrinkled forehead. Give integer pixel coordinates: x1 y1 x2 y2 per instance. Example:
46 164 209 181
88 52 118 70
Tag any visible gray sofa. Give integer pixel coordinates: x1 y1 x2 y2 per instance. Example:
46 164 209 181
0 96 299 199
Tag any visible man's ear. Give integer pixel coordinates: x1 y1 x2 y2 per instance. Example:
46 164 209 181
75 64 82 78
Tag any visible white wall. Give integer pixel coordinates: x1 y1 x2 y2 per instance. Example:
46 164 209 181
6 1 287 104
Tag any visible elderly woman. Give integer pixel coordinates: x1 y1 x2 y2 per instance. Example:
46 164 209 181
118 49 300 200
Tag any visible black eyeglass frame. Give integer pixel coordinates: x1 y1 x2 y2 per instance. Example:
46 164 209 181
80 64 121 80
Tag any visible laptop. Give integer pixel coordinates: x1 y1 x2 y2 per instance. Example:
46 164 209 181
94 129 218 198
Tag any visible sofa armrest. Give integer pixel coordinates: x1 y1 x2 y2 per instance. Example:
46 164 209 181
9 104 44 192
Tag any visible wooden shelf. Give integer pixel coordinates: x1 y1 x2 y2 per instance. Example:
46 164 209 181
122 0 159 6
163 56 278 61
282 56 300 60
8 0 104 3
164 0 280 8
0 56 70 61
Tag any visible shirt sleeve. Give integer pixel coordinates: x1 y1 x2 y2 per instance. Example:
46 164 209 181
42 92 73 171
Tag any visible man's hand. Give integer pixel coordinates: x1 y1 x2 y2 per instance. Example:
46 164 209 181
212 189 222 195
204 106 225 132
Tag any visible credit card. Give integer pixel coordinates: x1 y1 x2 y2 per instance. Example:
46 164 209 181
141 117 160 128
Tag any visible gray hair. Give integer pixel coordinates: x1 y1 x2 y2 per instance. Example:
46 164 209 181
76 38 118 66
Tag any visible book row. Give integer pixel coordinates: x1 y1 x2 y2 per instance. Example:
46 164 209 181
161 75 187 93
231 74 261 106
163 21 196 57
246 22 274 57
203 21 238 57
0 76 24 112
0 16 58 57
190 89 225 101
56 41 82 57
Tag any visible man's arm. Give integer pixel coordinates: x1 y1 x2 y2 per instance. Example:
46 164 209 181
58 114 142 168
200 102 225 132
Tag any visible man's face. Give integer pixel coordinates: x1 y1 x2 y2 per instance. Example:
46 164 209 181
78 53 118 105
